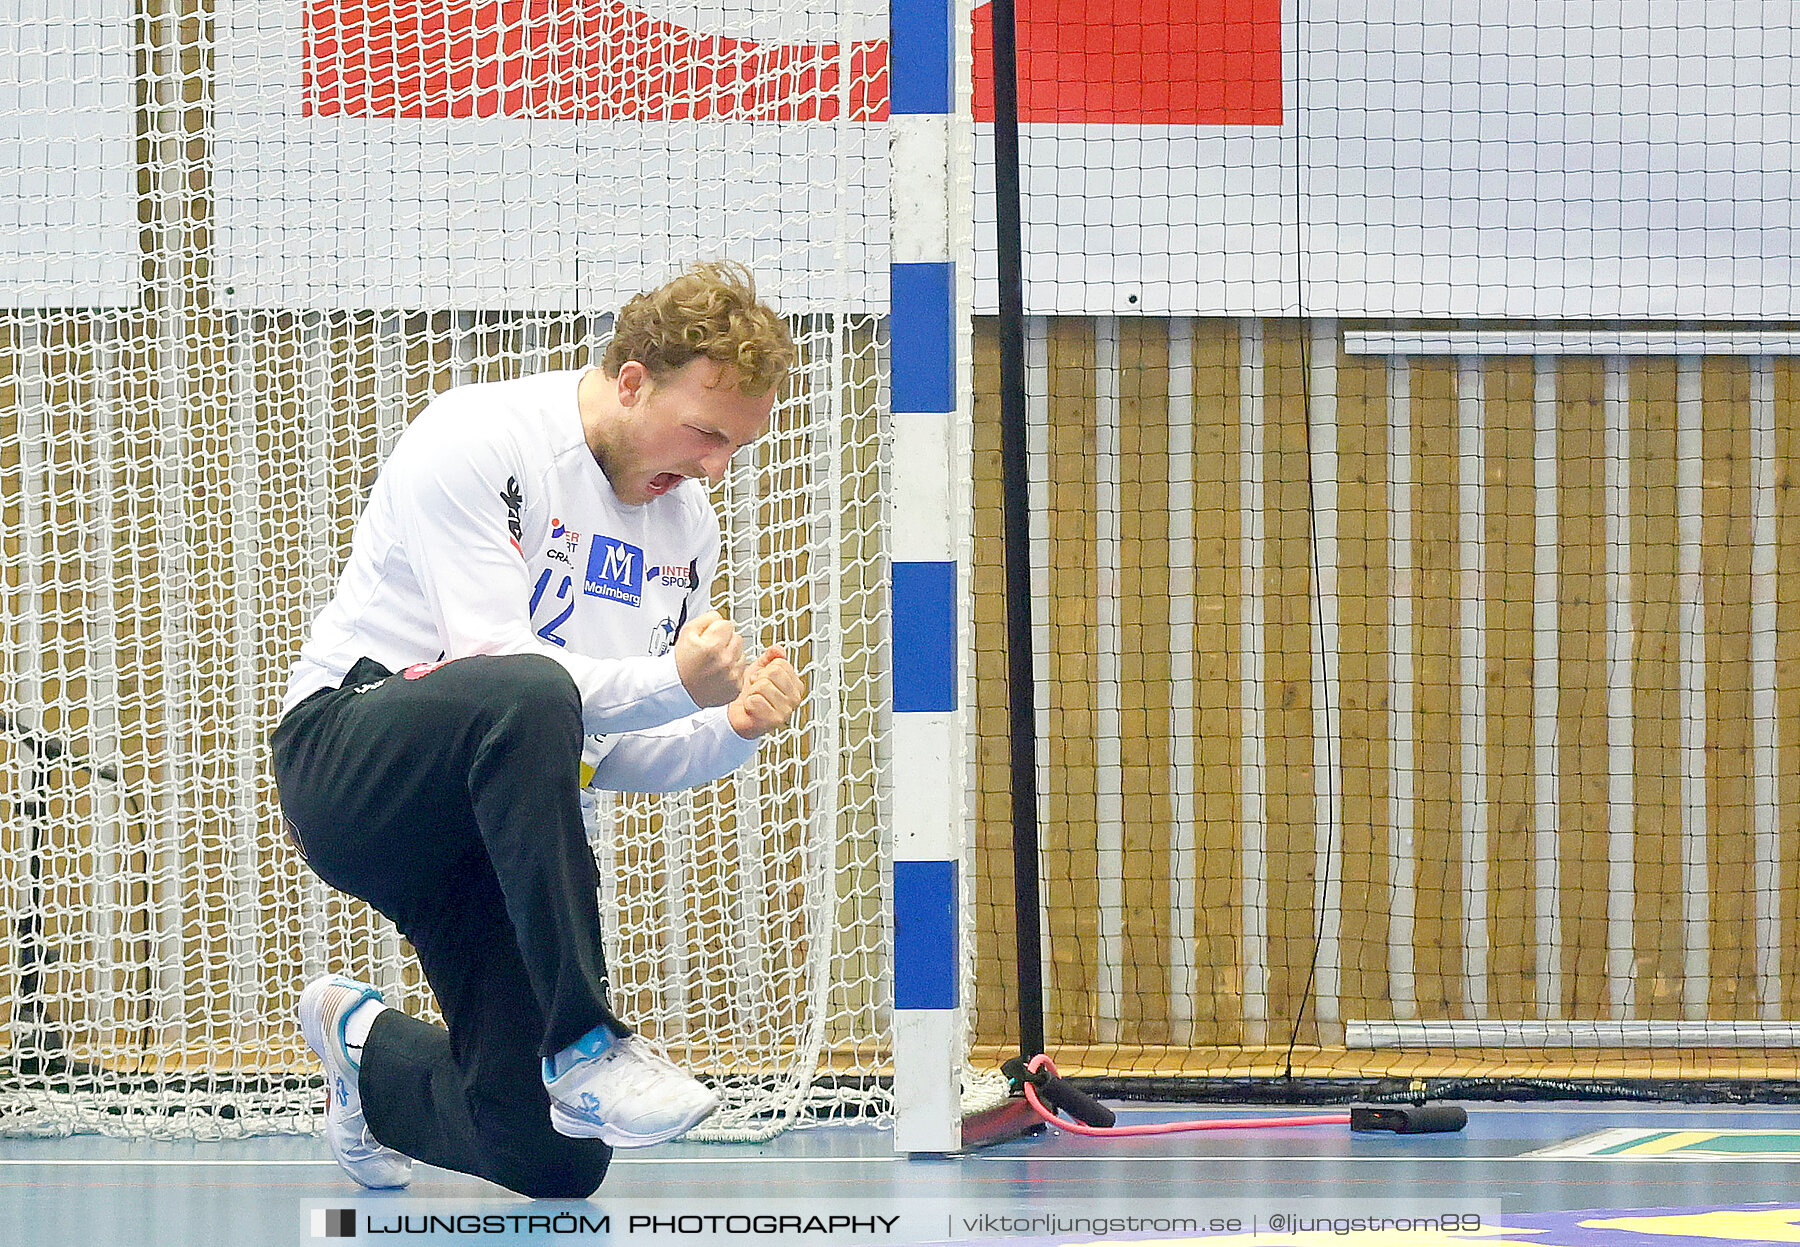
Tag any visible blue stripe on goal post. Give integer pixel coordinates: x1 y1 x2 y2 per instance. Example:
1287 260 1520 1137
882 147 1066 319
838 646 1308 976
889 0 963 1157
890 262 956 416
890 0 952 114
894 860 960 1010
891 560 957 713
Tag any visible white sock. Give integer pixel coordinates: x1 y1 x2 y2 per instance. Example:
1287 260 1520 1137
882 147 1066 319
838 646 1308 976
341 998 386 1067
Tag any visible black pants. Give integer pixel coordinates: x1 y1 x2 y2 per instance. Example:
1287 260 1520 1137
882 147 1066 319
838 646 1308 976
271 653 623 1199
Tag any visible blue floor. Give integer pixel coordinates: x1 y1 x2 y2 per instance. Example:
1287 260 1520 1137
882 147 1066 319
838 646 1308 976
4 1103 1800 1245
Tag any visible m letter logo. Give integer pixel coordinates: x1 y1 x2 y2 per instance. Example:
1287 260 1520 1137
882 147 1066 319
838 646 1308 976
311 1208 356 1238
584 536 644 607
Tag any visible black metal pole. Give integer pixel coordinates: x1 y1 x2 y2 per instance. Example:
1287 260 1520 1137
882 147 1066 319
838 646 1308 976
988 0 1044 1064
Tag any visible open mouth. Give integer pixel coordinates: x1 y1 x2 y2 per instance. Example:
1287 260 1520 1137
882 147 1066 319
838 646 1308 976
644 472 684 497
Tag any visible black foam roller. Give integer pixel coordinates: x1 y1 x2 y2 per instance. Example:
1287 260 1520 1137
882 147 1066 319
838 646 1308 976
1349 1104 1468 1134
1037 1075 1117 1128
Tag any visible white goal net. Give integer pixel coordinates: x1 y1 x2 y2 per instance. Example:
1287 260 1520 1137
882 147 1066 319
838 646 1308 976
0 0 900 1140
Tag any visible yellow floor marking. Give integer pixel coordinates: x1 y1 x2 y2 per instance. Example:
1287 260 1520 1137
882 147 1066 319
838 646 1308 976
1616 1130 1721 1155
1582 1208 1800 1243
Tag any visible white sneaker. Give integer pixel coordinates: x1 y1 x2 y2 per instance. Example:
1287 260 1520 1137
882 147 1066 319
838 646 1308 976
298 974 413 1189
542 1033 719 1147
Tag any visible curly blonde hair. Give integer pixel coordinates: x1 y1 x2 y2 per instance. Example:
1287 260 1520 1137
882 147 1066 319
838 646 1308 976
603 261 795 396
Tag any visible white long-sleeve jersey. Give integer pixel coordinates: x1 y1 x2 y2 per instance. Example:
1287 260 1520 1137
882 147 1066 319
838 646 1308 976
281 368 757 792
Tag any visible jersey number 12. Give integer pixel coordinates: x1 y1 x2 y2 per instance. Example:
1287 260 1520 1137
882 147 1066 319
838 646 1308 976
529 569 575 647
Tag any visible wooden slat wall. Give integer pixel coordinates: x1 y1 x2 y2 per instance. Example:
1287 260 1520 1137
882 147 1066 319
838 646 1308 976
971 318 1800 1079
1776 360 1800 1023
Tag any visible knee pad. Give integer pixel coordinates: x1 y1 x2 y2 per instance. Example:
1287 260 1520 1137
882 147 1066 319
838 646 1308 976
472 655 582 735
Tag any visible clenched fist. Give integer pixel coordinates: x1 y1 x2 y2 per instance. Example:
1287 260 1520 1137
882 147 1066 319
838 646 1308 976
727 646 807 738
675 610 748 708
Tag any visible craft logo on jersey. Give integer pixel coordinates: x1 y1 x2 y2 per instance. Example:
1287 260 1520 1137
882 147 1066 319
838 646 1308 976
584 535 644 606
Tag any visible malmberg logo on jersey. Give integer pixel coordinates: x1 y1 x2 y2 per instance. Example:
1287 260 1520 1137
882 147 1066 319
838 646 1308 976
585 536 644 607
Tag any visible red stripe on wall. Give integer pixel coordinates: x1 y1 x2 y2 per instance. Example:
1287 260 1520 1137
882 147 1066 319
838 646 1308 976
304 0 889 121
973 0 1282 125
303 0 1277 126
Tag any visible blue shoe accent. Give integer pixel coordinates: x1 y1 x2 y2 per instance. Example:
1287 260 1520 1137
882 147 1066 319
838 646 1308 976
547 1023 619 1079
541 1033 719 1147
572 1023 618 1058
334 983 384 1065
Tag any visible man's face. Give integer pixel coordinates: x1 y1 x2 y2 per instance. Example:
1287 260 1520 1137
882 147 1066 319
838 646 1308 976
602 357 776 505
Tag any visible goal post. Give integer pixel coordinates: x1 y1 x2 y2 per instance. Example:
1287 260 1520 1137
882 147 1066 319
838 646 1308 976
887 0 978 1154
